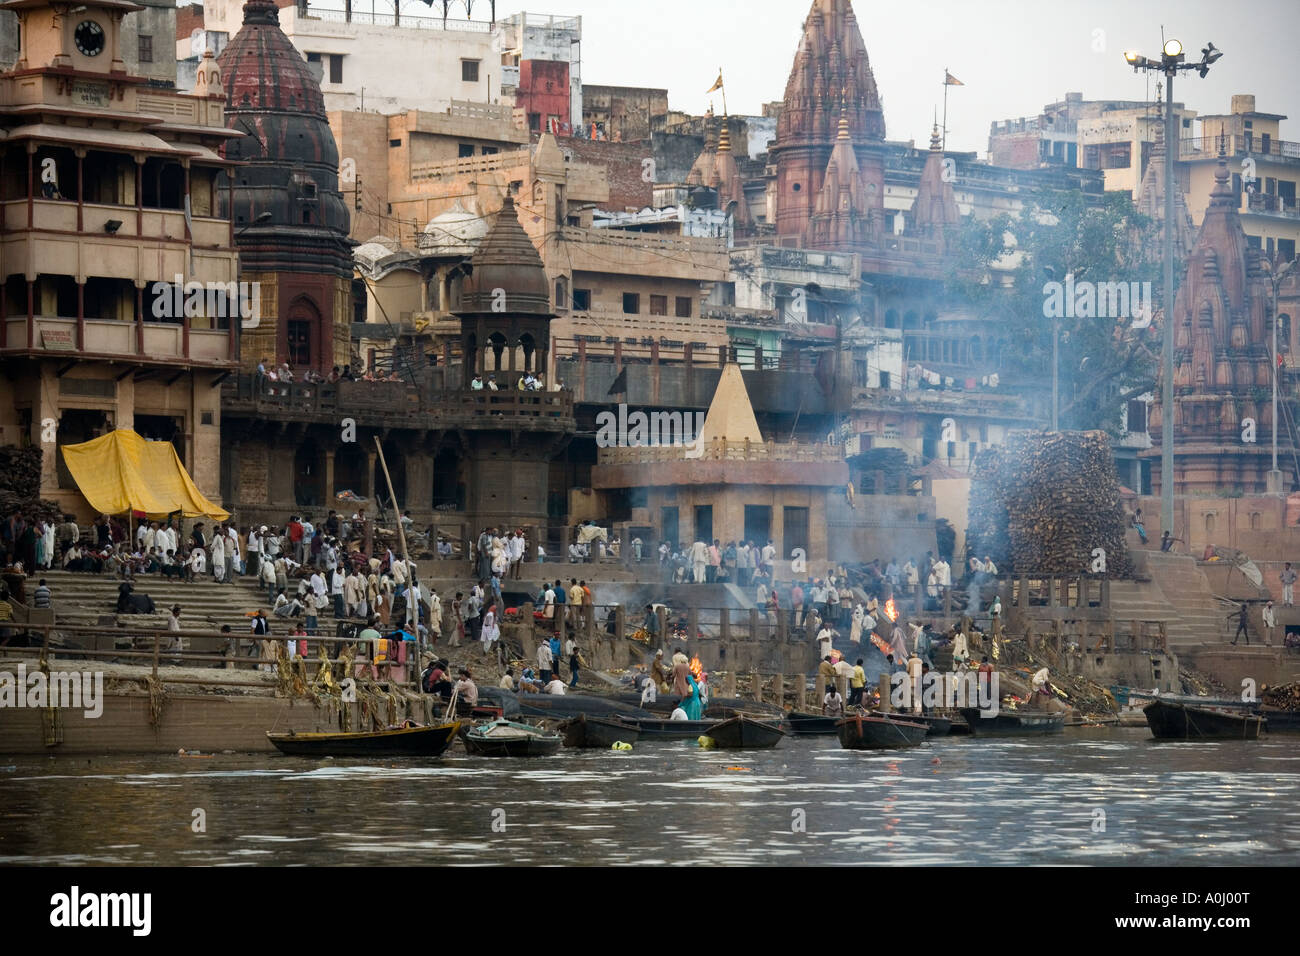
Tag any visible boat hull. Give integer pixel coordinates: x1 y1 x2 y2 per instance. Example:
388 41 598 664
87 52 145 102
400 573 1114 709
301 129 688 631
559 714 641 748
632 718 721 740
701 715 785 748
836 714 929 749
785 711 840 735
1260 708 1300 733
875 712 954 736
266 722 461 758
958 708 1065 736
1143 700 1264 740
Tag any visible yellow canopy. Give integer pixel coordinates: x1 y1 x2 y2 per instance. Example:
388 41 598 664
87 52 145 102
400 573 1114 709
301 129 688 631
61 428 230 521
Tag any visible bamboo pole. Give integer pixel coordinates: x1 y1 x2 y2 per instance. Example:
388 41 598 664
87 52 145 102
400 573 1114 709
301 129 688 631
373 437 416 686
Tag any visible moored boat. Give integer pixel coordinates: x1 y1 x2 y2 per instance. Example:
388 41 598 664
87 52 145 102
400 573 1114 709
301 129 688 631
267 721 461 758
1259 707 1300 733
785 711 840 735
558 713 641 748
1143 699 1264 740
874 711 954 736
632 717 721 740
958 707 1065 736
700 714 785 748
464 719 564 757
836 713 929 750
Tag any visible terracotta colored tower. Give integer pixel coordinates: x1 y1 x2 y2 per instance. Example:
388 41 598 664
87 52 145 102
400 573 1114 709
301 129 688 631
770 0 886 246
1143 145 1295 494
909 124 961 248
218 0 354 374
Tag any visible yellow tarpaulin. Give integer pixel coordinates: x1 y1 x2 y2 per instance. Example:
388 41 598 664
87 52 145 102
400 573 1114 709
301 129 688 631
61 428 229 521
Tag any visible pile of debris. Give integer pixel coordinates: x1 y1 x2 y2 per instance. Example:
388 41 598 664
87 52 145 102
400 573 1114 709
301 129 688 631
968 430 1132 577
1178 666 1229 698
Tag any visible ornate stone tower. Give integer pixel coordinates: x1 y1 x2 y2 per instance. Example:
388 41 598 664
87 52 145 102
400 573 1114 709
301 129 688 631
909 124 961 247
809 107 875 248
1144 145 1294 494
454 194 570 530
218 0 353 373
770 0 885 246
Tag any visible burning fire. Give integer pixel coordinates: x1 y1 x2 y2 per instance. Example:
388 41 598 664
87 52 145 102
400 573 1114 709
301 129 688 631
883 598 898 622
689 656 703 680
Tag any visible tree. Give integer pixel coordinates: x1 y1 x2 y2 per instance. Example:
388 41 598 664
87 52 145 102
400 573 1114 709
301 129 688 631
943 189 1166 433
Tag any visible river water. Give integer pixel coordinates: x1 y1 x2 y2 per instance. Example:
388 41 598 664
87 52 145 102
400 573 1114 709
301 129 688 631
2 728 1297 866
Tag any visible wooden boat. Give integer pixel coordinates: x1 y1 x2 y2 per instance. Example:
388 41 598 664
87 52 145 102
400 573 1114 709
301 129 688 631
875 711 954 736
836 713 929 750
1143 700 1263 740
558 713 641 748
958 707 1066 736
700 714 785 749
267 721 460 758
785 710 841 735
1259 708 1300 733
464 719 564 757
632 717 722 740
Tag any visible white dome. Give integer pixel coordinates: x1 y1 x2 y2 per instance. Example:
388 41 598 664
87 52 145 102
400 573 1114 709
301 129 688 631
419 199 488 256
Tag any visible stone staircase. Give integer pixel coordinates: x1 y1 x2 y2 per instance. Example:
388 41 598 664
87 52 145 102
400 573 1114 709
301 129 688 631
1114 552 1232 648
31 568 283 635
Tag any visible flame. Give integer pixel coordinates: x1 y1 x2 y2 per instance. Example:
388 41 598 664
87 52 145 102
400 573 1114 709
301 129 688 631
884 598 898 622
689 656 703 680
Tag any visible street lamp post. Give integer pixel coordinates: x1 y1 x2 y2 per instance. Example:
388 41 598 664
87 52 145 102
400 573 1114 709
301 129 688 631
1263 258 1295 492
1124 38 1221 539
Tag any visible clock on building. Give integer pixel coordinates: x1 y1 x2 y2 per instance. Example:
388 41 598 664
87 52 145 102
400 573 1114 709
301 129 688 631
74 20 105 57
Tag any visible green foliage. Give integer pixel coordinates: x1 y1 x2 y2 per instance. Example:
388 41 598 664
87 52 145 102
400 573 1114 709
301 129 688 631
943 188 1166 433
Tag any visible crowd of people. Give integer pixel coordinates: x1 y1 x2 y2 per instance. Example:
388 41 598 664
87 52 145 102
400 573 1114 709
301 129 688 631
255 358 404 386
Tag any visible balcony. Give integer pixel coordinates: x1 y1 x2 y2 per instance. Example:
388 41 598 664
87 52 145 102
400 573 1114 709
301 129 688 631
221 374 574 431
1 316 234 364
1246 193 1300 220
1180 134 1300 164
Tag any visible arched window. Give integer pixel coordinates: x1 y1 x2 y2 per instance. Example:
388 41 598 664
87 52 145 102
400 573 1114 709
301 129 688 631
1205 513 1215 534
1250 512 1262 530
554 276 568 311
286 296 322 369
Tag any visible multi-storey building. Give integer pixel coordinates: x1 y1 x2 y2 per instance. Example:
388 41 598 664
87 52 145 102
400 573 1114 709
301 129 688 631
0 0 239 517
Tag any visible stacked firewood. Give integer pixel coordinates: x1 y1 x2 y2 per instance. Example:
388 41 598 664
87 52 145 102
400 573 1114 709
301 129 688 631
0 446 61 522
968 431 1132 577
1262 683 1300 711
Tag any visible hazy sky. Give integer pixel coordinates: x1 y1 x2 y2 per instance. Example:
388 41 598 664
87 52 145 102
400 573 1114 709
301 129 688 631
477 0 1297 156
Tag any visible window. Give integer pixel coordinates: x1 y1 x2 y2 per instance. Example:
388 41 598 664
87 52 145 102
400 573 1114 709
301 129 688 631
461 59 480 82
554 277 568 310
675 296 692 318
878 370 890 390
528 113 541 131
138 34 153 63
458 143 475 158
329 54 343 84
572 288 591 310
649 294 667 316
622 293 640 314
481 146 498 156
389 139 402 148
854 360 869 386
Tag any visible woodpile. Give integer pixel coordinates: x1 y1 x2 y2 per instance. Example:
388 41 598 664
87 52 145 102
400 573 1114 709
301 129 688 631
968 431 1132 577
0 446 61 522
1262 682 1300 711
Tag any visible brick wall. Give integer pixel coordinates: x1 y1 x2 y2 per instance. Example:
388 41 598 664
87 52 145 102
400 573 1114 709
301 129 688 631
176 3 205 42
564 140 652 212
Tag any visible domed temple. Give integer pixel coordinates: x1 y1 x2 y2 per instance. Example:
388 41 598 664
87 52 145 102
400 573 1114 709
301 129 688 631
217 0 354 373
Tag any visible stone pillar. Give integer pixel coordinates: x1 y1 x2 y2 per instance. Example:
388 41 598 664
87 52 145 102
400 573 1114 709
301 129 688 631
687 607 699 646
613 604 625 641
722 671 736 698
748 608 759 640
323 448 336 504
813 668 825 703
794 676 806 712
772 673 784 708
877 673 892 712
750 668 761 702
719 607 731 641
364 450 377 502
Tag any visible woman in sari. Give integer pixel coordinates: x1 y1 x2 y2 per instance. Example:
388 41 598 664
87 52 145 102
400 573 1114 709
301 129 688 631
680 673 703 721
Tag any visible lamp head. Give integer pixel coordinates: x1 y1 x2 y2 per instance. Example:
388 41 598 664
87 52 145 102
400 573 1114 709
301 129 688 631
1162 38 1183 58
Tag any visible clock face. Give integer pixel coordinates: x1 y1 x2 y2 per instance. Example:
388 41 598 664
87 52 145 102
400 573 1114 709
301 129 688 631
74 20 105 57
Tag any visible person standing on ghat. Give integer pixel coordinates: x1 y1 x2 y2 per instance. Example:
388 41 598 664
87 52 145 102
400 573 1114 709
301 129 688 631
1282 563 1297 607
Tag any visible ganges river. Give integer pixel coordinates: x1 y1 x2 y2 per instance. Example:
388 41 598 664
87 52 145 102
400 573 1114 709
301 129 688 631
2 728 1298 866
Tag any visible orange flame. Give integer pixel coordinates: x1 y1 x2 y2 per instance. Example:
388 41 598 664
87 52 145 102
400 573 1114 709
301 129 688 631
884 598 898 622
689 656 703 679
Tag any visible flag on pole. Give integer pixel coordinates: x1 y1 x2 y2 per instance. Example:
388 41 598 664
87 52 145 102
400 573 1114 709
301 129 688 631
944 71 964 86
707 71 724 94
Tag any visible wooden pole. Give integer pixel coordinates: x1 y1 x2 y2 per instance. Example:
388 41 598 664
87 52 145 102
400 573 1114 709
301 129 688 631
373 438 413 682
